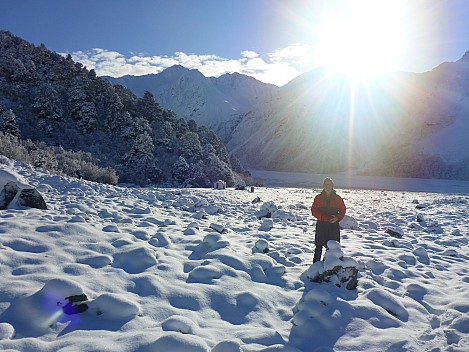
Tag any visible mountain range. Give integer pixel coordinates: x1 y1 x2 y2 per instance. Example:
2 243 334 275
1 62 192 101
105 51 469 180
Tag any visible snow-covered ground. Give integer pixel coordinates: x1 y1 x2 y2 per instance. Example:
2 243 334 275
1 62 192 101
0 158 468 352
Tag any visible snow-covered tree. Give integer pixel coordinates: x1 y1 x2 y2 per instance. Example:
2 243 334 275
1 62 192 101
123 131 158 183
69 79 97 133
172 156 190 183
180 131 202 162
138 91 162 123
107 111 131 133
175 118 189 138
0 108 20 137
186 160 209 187
121 117 152 141
33 83 63 122
75 101 97 133
204 151 234 186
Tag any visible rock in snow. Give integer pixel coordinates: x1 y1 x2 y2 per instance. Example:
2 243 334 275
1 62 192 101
306 240 359 290
0 168 48 210
254 239 270 253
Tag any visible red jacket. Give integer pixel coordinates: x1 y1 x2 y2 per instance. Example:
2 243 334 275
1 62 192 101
311 190 346 222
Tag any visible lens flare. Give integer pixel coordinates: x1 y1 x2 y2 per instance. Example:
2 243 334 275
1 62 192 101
314 0 405 77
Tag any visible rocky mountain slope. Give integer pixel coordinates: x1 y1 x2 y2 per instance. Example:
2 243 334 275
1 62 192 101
104 67 277 143
106 52 469 180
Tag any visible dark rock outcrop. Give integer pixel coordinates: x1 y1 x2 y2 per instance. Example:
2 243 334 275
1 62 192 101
17 188 48 210
0 181 19 209
0 181 48 210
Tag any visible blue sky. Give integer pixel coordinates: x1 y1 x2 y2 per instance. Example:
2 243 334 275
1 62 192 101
2 0 469 86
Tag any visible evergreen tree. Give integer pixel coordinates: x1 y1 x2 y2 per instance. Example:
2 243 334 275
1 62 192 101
69 78 97 133
204 150 233 185
138 91 162 123
33 83 63 122
172 156 190 183
123 131 157 183
180 131 202 162
187 160 208 187
0 108 21 137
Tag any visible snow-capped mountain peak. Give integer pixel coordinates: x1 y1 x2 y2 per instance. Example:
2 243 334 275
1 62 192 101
104 67 278 142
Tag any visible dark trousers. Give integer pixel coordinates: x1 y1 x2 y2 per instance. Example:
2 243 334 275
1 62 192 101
313 246 323 263
313 221 340 262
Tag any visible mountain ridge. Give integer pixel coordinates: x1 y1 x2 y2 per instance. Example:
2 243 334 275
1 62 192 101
104 53 469 180
103 67 278 143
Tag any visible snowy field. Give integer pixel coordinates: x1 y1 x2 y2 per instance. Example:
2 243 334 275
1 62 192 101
0 159 468 352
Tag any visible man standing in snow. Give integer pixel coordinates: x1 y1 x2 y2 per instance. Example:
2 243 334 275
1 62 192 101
311 177 346 262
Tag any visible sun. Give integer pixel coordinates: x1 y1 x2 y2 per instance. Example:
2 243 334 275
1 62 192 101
315 0 404 77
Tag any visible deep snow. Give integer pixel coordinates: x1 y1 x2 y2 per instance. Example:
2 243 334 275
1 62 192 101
0 158 468 351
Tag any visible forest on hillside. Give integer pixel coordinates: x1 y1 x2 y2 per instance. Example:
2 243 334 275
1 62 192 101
0 31 252 187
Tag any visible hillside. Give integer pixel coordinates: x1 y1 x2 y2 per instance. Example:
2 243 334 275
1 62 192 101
0 31 250 187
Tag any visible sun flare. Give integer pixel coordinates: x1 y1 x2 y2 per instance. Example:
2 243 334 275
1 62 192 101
315 0 404 77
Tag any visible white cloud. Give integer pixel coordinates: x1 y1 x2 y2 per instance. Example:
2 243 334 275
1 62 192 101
269 43 316 68
241 50 260 59
63 43 318 86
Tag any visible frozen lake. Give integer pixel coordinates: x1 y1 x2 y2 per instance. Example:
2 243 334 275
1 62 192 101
250 169 469 194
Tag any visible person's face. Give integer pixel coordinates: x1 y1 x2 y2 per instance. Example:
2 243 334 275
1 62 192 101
324 182 333 193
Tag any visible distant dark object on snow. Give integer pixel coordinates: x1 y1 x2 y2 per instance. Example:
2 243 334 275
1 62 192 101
252 196 261 203
386 228 404 238
62 294 89 315
214 180 226 190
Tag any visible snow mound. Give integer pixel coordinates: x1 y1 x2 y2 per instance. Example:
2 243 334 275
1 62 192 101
385 226 404 238
162 315 198 334
340 215 358 229
77 254 113 268
183 227 199 235
202 233 222 246
141 332 209 352
132 230 150 240
306 240 358 290
255 201 278 218
187 264 223 284
260 218 274 231
211 340 243 352
88 293 141 320
272 209 297 221
254 238 270 253
149 232 171 247
365 288 409 322
112 246 158 273
103 224 120 233
0 323 14 340
210 222 226 233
